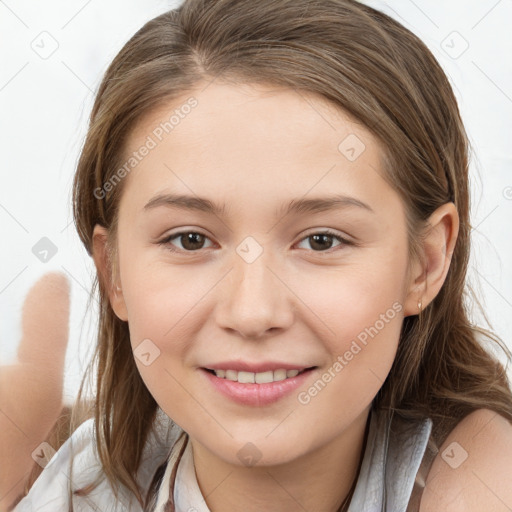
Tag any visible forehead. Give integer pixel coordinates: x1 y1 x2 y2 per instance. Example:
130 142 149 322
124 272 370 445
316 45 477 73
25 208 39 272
118 81 400 221
128 81 376 156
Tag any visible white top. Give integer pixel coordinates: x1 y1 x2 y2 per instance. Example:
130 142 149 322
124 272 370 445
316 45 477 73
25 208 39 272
12 407 433 512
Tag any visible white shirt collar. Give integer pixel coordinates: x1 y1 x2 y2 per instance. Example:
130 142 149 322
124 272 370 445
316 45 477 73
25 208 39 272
154 434 210 512
153 408 433 512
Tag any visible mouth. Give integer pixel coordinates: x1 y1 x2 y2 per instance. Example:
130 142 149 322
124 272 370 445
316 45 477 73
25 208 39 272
202 366 317 384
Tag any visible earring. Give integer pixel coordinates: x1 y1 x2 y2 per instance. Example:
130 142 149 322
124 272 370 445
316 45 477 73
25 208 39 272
417 299 422 312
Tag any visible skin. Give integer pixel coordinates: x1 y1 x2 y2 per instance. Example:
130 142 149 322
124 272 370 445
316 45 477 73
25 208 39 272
420 408 512 511
0 273 70 512
92 81 460 512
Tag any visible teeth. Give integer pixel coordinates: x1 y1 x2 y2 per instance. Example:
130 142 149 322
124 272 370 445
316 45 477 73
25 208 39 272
211 368 302 383
226 369 237 381
238 371 255 383
256 371 274 384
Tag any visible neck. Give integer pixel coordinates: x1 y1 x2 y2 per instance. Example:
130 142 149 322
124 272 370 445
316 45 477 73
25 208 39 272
190 406 371 512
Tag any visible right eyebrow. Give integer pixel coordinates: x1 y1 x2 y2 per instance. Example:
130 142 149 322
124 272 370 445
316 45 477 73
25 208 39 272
143 193 227 216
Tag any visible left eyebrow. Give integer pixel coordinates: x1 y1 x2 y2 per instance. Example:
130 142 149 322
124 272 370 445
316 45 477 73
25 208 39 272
142 193 375 216
280 194 375 216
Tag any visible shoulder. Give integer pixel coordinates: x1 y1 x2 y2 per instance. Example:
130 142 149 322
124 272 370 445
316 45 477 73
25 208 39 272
419 408 512 512
10 418 101 511
12 411 182 511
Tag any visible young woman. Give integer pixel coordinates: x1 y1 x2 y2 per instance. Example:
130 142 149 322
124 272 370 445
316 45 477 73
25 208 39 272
8 0 512 511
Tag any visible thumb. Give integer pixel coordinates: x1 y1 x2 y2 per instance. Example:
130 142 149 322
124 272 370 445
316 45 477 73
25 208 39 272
17 272 71 375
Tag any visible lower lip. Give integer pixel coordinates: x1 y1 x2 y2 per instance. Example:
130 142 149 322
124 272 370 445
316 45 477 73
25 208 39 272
200 367 316 406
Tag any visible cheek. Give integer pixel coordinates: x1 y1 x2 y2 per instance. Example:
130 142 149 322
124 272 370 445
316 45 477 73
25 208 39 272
300 258 405 336
294 250 407 383
118 257 216 403
118 244 206 340
121 267 202 416
294 295 403 450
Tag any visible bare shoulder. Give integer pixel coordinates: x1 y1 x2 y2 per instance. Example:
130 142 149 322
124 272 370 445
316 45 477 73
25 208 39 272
419 408 512 512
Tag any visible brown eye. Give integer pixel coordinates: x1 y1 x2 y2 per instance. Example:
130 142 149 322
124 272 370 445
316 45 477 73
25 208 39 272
180 232 206 250
309 234 335 251
160 231 213 252
296 230 353 252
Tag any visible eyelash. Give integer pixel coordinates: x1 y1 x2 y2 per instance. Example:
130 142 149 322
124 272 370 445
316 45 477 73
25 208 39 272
158 229 354 255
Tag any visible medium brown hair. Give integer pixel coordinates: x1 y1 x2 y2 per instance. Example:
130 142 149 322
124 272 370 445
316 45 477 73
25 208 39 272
18 0 512 509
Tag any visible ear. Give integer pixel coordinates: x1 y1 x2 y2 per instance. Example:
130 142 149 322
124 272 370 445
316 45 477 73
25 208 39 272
91 224 128 322
403 202 459 317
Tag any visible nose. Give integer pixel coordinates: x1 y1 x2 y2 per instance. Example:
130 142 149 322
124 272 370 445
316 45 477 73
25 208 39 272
215 249 294 339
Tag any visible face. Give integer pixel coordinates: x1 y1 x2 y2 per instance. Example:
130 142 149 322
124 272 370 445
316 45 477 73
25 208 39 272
101 81 418 467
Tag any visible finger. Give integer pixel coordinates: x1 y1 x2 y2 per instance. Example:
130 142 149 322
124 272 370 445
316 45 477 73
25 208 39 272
17 272 71 374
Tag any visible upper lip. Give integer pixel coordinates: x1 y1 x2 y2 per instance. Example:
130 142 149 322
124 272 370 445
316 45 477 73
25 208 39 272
202 360 316 373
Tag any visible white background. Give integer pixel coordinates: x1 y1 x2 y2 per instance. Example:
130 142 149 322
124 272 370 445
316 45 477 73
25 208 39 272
1 0 511 404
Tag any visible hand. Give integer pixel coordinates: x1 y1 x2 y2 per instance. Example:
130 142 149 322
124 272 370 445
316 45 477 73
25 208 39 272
0 272 70 511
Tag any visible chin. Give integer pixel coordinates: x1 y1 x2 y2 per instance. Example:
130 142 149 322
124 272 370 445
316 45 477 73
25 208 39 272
213 436 304 468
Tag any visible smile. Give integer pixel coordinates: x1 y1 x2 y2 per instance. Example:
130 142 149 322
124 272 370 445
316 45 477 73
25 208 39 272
200 367 317 406
204 367 313 383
